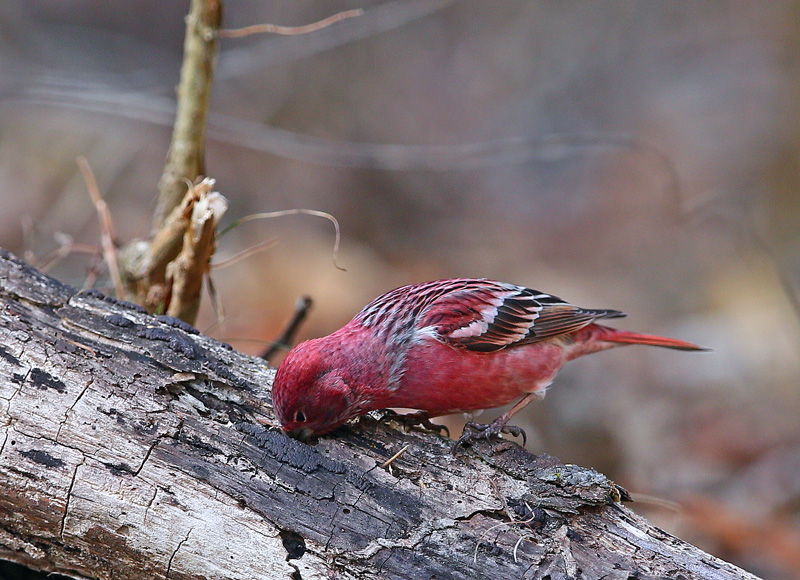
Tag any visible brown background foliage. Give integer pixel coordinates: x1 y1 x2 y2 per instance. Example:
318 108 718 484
1 2 798 578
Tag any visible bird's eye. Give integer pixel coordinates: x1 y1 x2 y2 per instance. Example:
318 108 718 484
294 410 307 423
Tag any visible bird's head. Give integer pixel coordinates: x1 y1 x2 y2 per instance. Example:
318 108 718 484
272 338 354 440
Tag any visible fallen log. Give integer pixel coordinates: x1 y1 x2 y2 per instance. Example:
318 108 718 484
0 249 760 580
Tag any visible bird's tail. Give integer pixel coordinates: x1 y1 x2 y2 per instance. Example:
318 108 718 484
591 324 707 351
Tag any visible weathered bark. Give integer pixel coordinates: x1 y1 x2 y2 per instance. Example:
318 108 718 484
0 249 761 580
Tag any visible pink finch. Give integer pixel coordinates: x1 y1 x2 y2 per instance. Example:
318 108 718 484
272 279 704 449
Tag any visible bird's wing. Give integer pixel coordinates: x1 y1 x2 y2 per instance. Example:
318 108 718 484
414 280 625 352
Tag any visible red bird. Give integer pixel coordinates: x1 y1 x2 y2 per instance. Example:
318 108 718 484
272 279 704 449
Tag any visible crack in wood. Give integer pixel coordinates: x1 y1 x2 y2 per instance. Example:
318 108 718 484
165 527 193 579
143 485 160 525
60 457 85 540
5 365 31 407
56 376 94 443
133 439 160 477
133 423 183 478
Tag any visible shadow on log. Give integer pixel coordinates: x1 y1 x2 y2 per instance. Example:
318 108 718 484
0 249 760 580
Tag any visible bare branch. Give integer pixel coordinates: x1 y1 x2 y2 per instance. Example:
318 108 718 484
261 295 313 362
219 9 363 38
153 0 221 231
77 156 125 299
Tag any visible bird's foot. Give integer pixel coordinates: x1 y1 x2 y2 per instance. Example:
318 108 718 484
453 419 527 454
376 409 449 437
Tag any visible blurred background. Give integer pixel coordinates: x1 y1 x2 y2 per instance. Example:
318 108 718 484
1 1 799 578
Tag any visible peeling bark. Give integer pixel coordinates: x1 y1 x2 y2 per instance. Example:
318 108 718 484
0 249 761 580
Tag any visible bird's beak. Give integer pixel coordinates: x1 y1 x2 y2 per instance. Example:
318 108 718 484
286 427 314 441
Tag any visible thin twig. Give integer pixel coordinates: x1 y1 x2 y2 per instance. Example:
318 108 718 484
219 209 345 271
204 273 225 333
512 536 524 563
629 493 682 513
261 296 313 362
61 338 98 357
473 501 538 564
77 156 125 299
210 239 277 269
37 241 99 273
380 445 410 469
82 252 105 290
219 9 363 38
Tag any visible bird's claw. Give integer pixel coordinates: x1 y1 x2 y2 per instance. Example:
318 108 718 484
403 411 450 437
375 409 450 437
453 420 527 454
